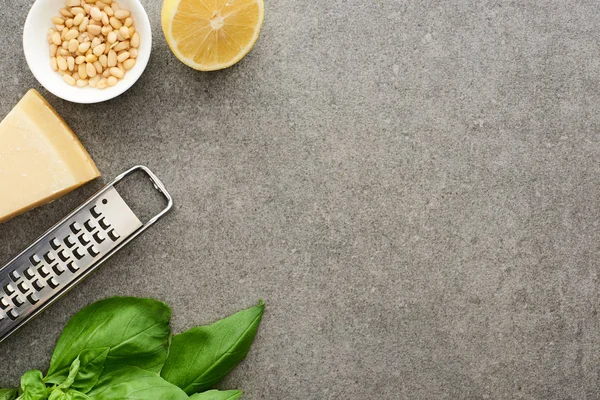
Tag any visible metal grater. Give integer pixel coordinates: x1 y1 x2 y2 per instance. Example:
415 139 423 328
0 165 173 343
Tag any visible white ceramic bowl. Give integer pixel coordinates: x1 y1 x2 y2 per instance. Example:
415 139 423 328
23 0 152 103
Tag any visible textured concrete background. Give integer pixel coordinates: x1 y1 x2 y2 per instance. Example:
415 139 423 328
1 0 600 398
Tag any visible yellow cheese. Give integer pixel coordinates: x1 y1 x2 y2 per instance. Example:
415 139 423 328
0 89 100 223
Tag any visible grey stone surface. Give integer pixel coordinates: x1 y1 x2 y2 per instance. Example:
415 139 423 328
1 0 600 398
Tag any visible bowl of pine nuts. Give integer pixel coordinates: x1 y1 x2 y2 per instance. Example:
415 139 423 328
23 0 151 103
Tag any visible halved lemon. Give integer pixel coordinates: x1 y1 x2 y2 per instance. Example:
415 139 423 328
161 0 264 71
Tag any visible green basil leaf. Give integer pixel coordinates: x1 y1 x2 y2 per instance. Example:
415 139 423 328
18 370 47 400
48 297 172 376
48 390 91 400
0 389 18 400
46 348 109 394
161 302 264 395
189 390 242 400
87 367 188 400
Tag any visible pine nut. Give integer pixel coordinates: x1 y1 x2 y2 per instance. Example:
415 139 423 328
62 41 69 50
86 62 97 78
102 13 110 26
78 63 88 79
117 26 128 40
111 2 120 11
107 31 117 44
65 29 79 40
116 51 129 63
63 74 76 86
86 54 98 63
129 48 138 59
90 7 102 21
66 0 80 7
67 56 75 71
75 55 85 64
89 75 101 87
70 7 84 15
73 72 80 80
99 54 108 67
51 57 58 71
68 39 79 53
107 76 118 86
56 24 66 32
57 56 68 71
78 41 91 53
104 6 114 16
87 25 102 36
94 61 103 73
66 18 74 28
50 44 58 57
79 16 89 31
109 17 122 29
123 58 136 70
114 9 130 19
113 41 129 52
93 44 105 56
102 69 111 77
96 1 108 8
76 79 88 87
107 50 117 67
101 25 112 36
52 17 65 25
130 32 140 48
91 37 102 48
52 32 62 45
73 13 84 25
124 17 133 27
97 78 108 89
109 67 124 78
60 8 74 17
59 48 71 56
60 28 68 40
83 4 92 13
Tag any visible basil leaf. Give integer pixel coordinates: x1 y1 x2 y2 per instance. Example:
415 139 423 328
87 367 188 400
46 348 109 394
0 389 18 400
189 390 242 400
48 390 91 400
48 297 172 376
161 302 264 395
18 370 47 400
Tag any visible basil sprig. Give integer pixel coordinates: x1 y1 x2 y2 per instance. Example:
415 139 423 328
2 297 264 400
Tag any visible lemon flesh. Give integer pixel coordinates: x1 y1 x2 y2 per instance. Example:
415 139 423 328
162 0 264 71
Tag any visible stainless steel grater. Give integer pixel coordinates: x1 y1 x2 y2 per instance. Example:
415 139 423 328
0 165 173 343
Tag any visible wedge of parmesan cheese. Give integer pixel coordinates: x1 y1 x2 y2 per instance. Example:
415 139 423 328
0 89 100 223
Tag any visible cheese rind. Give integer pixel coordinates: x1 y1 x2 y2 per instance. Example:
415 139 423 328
0 89 100 223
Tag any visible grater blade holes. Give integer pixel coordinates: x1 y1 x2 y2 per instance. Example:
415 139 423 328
52 264 65 276
31 280 44 291
64 235 76 248
57 250 70 262
90 205 102 218
23 268 35 280
66 261 79 273
72 248 85 260
7 309 18 320
43 251 55 264
92 232 105 244
4 284 15 296
0 298 9 310
49 238 61 250
11 296 24 308
78 233 91 246
87 246 99 257
17 282 29 294
29 254 41 266
37 266 50 278
70 222 82 234
107 229 120 241
83 219 97 232
98 217 111 230
9 271 20 283
47 277 59 289
26 293 39 305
